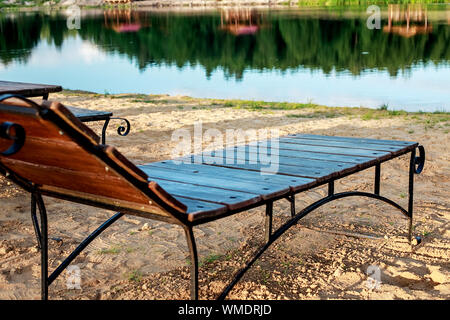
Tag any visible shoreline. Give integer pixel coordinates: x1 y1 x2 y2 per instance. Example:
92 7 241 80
61 89 450 115
1 1 449 11
0 1 307 11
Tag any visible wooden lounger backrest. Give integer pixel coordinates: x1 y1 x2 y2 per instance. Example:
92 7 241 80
0 95 187 222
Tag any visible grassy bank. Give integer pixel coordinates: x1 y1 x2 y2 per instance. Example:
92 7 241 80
61 89 450 134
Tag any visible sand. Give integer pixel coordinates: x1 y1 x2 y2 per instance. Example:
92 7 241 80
0 91 448 300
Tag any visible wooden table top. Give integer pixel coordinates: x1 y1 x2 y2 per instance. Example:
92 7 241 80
67 106 113 122
0 81 113 122
0 80 62 98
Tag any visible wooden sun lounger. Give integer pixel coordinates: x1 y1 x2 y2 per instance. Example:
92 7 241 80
0 95 426 300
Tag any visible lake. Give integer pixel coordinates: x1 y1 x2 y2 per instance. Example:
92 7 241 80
0 5 449 112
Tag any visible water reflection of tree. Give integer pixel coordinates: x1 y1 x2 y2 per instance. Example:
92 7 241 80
0 13 43 65
219 8 266 36
0 10 448 78
383 4 433 38
0 13 72 66
103 9 150 33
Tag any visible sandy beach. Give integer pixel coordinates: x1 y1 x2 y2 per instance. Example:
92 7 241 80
0 91 448 300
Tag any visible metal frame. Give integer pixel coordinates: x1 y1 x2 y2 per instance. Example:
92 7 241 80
100 117 131 144
184 146 425 300
29 190 124 300
43 92 131 145
0 122 25 156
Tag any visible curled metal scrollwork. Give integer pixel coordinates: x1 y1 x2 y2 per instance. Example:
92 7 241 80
0 122 26 156
414 145 425 174
110 117 131 137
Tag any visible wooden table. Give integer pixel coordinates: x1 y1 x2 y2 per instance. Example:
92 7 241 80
0 80 62 100
0 80 129 144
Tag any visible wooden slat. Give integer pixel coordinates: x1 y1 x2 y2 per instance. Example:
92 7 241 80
279 137 411 153
221 145 375 164
180 155 346 181
206 148 356 170
173 196 228 216
143 161 316 193
42 185 173 219
290 134 416 147
0 101 101 144
3 137 107 173
140 164 290 200
1 158 152 205
258 140 392 159
149 179 262 211
0 108 76 141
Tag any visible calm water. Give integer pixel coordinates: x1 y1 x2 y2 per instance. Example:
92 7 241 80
0 6 449 111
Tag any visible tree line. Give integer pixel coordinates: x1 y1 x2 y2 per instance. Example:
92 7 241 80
0 11 448 78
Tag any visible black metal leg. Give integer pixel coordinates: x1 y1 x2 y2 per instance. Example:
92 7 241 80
184 226 199 300
265 202 273 243
328 181 335 196
31 193 42 249
289 195 295 218
42 93 49 100
408 149 416 243
218 190 411 300
375 163 381 195
35 193 48 300
101 118 110 145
